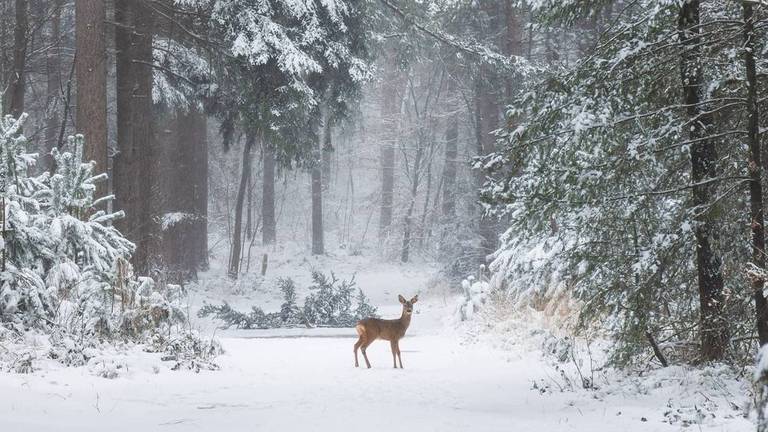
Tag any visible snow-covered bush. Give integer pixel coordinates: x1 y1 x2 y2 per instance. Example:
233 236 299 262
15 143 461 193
757 345 768 432
199 271 377 329
303 271 359 327
0 113 200 370
455 270 490 322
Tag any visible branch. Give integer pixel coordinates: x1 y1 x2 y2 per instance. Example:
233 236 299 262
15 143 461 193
377 0 521 71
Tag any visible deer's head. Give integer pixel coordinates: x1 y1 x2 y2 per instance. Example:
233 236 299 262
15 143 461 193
398 294 418 315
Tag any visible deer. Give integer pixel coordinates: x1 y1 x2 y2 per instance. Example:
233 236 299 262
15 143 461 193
354 294 418 369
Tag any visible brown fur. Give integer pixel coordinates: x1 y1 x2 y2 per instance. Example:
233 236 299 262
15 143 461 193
354 294 418 368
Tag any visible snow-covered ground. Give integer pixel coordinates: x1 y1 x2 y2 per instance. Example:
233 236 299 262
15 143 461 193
0 247 757 431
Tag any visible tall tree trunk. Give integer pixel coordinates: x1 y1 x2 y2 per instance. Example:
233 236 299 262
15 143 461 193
192 110 208 268
158 108 206 282
678 0 728 361
401 140 424 263
503 0 522 100
245 171 253 239
42 0 62 172
5 0 27 117
311 111 327 255
114 0 154 274
229 133 255 278
473 76 500 265
379 48 399 241
742 1 768 346
311 165 324 255
262 141 276 245
322 118 332 191
76 0 108 200
442 96 458 221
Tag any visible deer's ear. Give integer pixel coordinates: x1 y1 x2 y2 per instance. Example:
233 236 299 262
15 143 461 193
410 295 419 304
398 295 406 304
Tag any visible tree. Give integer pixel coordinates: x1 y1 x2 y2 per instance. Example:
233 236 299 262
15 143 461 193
178 0 372 270
42 0 63 172
114 0 155 274
678 0 728 361
4 0 28 117
262 141 276 245
311 119 325 255
378 47 400 242
229 132 255 277
741 0 768 346
481 0 765 364
76 0 108 202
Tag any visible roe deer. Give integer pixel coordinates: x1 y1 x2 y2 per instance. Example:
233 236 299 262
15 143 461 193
354 294 418 368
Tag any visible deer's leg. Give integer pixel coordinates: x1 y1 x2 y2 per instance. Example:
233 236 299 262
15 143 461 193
396 340 403 369
361 340 373 369
354 337 364 367
390 340 398 368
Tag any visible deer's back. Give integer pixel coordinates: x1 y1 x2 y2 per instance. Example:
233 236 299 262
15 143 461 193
357 317 406 341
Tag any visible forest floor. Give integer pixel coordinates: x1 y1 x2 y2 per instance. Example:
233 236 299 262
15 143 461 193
0 244 757 431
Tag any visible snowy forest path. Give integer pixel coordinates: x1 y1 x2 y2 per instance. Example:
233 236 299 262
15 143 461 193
0 281 753 431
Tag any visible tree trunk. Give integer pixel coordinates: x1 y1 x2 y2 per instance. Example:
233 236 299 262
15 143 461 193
401 140 424 263
742 1 768 346
229 133 255 278
678 0 728 361
192 110 208 269
311 165 324 255
76 0 108 200
114 0 154 274
311 112 327 255
442 98 458 221
42 0 62 172
379 48 399 241
5 0 27 117
473 76 500 265
503 0 522 99
245 171 253 239
322 118 332 191
262 141 276 245
157 108 206 282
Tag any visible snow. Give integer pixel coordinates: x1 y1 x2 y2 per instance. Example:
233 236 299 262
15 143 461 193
0 252 756 431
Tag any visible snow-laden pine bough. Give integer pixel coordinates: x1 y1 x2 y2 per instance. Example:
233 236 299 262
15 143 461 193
354 295 418 369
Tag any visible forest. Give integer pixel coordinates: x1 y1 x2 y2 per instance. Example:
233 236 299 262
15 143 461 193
0 0 768 431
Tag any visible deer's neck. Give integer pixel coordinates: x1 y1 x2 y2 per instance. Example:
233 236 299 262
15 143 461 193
399 310 412 331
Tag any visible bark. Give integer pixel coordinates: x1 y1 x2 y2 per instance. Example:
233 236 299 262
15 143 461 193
229 133 255 278
76 0 108 201
678 0 728 361
742 1 768 346
42 0 62 172
5 0 27 117
262 141 276 244
114 0 154 274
